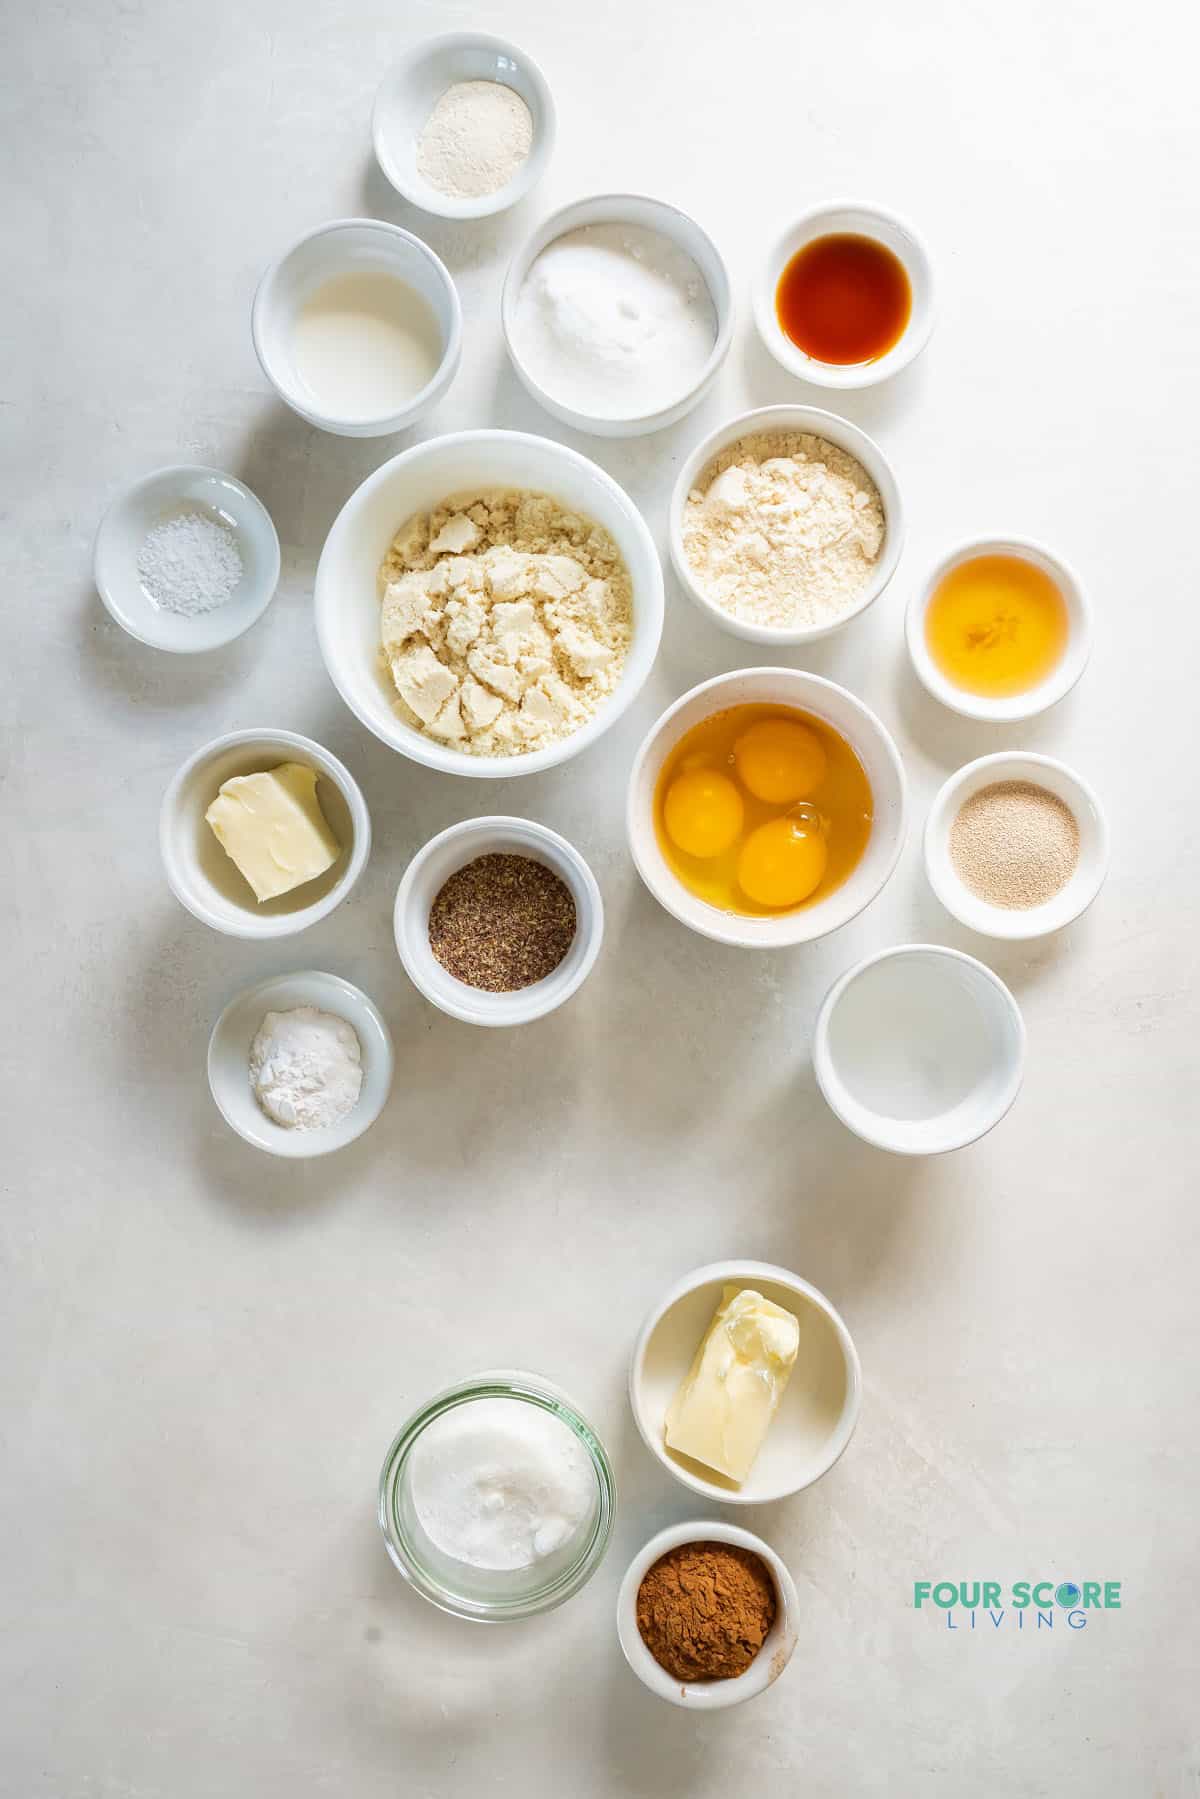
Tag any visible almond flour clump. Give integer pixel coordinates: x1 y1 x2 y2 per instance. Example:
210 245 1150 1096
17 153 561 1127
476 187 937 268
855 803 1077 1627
682 430 885 631
378 489 632 756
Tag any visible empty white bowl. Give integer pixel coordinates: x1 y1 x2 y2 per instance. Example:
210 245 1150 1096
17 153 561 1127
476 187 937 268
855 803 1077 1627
925 752 1109 940
814 945 1025 1155
315 428 664 778
906 536 1091 722
394 816 603 1027
93 465 280 653
617 1520 800 1709
629 1260 862 1505
373 32 555 220
251 219 461 437
669 404 905 646
501 193 734 436
160 728 371 939
626 667 906 949
208 970 394 1157
754 200 935 389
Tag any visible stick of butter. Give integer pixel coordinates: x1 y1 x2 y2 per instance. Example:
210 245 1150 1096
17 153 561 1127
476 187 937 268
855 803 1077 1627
205 763 340 903
664 1287 800 1484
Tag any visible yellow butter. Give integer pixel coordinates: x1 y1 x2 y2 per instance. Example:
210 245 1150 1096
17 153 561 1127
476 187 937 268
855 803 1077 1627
664 1286 800 1484
205 763 340 903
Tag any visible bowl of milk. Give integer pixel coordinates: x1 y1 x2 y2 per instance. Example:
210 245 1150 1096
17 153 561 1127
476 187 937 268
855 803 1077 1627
252 218 462 437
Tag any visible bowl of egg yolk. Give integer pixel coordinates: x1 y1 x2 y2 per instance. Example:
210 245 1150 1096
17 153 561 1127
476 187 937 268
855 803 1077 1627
627 668 906 948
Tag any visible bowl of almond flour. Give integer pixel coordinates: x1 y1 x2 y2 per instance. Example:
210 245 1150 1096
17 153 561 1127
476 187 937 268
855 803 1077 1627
669 405 904 645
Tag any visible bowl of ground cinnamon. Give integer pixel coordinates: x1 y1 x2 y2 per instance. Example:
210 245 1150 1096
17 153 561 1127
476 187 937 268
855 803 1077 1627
617 1522 799 1708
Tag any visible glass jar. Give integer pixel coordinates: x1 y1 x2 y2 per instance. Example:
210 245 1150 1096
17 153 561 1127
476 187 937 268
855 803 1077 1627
378 1370 617 1622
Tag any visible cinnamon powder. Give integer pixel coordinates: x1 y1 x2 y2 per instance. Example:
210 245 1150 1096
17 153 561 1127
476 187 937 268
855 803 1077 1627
636 1540 777 1682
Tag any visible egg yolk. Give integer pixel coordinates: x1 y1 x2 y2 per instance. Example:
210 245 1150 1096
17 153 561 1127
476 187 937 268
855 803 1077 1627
734 718 828 804
663 768 745 859
737 814 828 908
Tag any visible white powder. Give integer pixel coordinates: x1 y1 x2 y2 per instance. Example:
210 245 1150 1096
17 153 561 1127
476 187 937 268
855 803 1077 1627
511 222 717 420
682 430 886 631
249 1007 363 1131
416 80 533 200
409 1397 596 1572
137 509 243 616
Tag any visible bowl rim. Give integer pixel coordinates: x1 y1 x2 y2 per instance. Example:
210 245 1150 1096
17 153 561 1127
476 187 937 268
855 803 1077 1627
923 750 1110 940
500 191 735 433
92 463 281 654
159 727 372 939
752 197 937 390
616 1518 800 1708
625 666 908 948
667 402 905 644
206 969 395 1158
628 1257 863 1505
313 426 665 777
393 815 605 1026
813 942 1027 1155
250 217 463 435
371 31 557 220
905 534 1092 722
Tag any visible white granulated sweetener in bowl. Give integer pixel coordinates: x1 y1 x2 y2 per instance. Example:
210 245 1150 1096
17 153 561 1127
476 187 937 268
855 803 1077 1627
249 1006 363 1131
137 509 243 617
682 430 886 632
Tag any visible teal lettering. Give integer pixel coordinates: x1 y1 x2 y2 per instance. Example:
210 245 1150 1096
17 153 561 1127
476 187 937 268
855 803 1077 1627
1012 1582 1030 1608
1104 1582 1121 1609
982 1582 1001 1608
933 1582 958 1608
1032 1582 1054 1608
1082 1582 1101 1607
914 1582 931 1608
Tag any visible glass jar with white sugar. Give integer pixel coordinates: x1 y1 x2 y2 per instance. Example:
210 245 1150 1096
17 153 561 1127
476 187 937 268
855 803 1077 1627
378 1372 616 1621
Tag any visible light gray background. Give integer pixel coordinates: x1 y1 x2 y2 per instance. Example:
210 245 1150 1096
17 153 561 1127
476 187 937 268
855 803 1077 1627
3 1 1197 1794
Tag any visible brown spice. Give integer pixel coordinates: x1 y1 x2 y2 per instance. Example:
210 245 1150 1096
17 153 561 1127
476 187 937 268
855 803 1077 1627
636 1540 777 1683
428 853 576 992
949 779 1080 910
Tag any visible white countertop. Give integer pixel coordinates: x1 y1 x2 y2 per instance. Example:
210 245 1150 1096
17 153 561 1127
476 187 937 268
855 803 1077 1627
4 0 1197 1792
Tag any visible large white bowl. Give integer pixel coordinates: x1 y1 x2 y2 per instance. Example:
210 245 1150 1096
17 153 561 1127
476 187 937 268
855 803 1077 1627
626 668 906 948
315 430 664 778
668 404 905 646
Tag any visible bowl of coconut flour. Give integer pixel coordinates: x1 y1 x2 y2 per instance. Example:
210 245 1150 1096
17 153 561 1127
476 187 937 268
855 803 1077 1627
502 194 734 436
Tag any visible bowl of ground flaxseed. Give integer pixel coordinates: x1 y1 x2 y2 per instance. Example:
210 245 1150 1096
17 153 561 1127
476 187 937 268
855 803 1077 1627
394 815 604 1026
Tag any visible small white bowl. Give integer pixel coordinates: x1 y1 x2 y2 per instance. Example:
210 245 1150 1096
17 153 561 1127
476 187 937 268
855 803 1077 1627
754 200 935 389
373 32 555 220
629 1260 862 1505
501 193 734 437
394 816 603 1027
626 667 906 950
93 465 280 653
814 945 1025 1156
208 970 394 1158
617 1520 800 1709
925 752 1109 940
669 404 904 645
906 536 1092 723
160 728 371 939
251 219 461 437
315 429 664 778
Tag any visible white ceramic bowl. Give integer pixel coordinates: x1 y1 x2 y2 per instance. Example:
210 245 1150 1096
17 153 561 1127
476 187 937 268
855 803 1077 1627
160 728 371 939
906 536 1091 722
394 816 603 1027
372 32 555 220
629 1259 862 1505
315 429 664 777
207 970 394 1158
501 193 734 437
668 404 904 645
93 465 280 653
754 200 936 389
617 1520 800 1709
925 752 1109 940
814 945 1025 1155
251 219 461 437
627 668 906 949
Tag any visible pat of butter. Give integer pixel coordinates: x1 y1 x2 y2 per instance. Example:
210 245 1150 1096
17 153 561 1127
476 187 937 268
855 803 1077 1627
664 1287 800 1484
205 763 340 903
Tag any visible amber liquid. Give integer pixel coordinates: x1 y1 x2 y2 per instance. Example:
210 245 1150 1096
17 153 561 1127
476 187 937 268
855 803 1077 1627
925 554 1070 697
776 234 912 365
